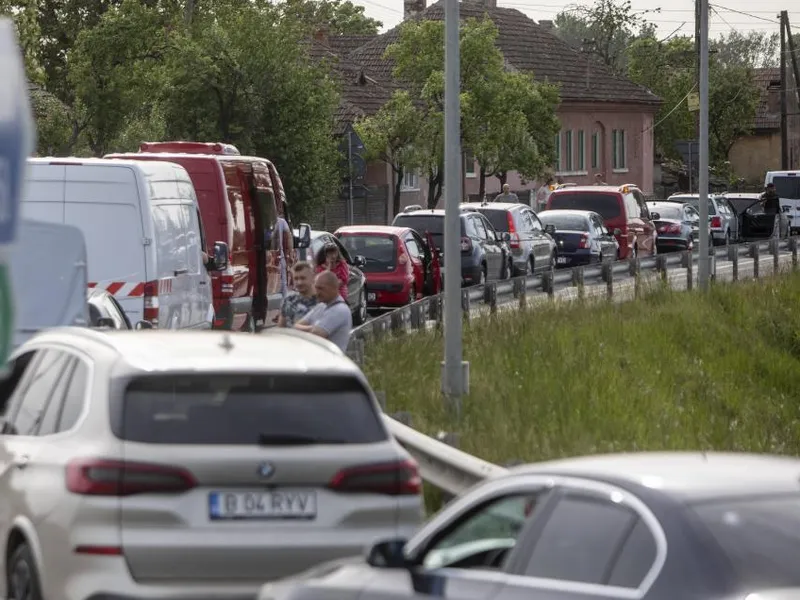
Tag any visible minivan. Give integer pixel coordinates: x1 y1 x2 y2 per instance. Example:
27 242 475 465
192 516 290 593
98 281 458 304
765 170 800 235
106 141 311 331
22 158 224 329
545 184 657 259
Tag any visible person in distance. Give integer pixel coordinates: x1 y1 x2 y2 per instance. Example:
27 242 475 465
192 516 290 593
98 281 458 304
294 270 352 352
277 261 318 328
315 241 349 301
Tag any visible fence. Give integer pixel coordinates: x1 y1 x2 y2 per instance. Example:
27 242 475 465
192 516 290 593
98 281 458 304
350 235 800 497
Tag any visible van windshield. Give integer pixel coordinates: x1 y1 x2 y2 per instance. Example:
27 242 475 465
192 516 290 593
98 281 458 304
548 193 621 219
772 177 800 199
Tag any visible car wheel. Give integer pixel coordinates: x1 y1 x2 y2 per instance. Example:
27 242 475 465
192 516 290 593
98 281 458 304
549 252 557 271
500 257 510 280
408 284 416 305
479 265 487 285
241 313 255 333
529 256 536 276
725 229 731 245
353 288 367 325
7 543 43 600
630 245 638 260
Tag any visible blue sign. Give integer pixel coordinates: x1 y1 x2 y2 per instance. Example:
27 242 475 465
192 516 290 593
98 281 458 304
0 18 34 247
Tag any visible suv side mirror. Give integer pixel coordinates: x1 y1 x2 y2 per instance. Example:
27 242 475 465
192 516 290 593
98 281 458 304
354 255 367 268
95 317 115 329
650 212 661 220
613 228 622 236
500 231 512 242
134 320 154 330
212 241 229 271
295 223 312 249
543 224 556 235
366 539 410 569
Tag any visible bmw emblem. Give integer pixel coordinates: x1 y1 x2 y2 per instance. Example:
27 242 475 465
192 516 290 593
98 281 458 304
257 462 275 479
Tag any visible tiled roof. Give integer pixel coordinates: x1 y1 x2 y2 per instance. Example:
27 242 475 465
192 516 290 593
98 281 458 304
348 0 661 106
326 35 378 57
752 67 781 131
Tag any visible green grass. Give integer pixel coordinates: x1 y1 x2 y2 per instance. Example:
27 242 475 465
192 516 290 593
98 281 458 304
364 272 800 466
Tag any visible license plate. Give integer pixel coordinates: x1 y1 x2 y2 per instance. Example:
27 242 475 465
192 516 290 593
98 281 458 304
556 257 568 264
209 490 317 520
367 292 376 302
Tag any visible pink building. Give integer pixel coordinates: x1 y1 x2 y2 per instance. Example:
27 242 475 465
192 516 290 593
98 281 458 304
321 0 661 227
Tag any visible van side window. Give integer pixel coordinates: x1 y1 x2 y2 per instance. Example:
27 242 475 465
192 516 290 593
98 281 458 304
153 205 188 276
623 194 641 219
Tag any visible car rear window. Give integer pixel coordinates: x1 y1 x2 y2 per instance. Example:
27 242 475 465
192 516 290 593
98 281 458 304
692 495 800 588
686 199 717 215
392 215 463 249
115 375 387 445
538 213 589 231
548 193 621 219
339 234 397 273
649 205 683 220
772 176 800 199
475 209 511 232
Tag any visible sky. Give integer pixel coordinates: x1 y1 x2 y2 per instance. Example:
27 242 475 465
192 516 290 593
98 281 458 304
353 0 799 40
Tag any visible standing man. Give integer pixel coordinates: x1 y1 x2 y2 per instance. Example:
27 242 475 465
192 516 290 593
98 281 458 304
761 182 780 214
294 270 352 352
277 261 317 328
594 173 607 185
535 177 554 211
494 184 519 203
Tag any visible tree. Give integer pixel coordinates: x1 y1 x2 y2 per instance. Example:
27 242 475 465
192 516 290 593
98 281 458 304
275 0 382 35
29 87 73 155
713 31 778 69
554 0 658 74
355 90 419 217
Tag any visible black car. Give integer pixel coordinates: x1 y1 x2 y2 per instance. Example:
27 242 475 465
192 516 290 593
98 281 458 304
538 209 619 266
392 208 511 285
87 288 132 329
259 452 800 600
723 193 790 240
647 201 701 253
295 229 368 325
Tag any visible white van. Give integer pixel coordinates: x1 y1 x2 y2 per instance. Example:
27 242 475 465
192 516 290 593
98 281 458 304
22 158 225 329
764 170 800 235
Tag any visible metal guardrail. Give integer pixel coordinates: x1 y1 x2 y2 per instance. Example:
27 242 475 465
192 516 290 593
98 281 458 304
353 235 800 496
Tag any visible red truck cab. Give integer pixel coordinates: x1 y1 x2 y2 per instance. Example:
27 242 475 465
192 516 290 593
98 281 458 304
106 141 310 331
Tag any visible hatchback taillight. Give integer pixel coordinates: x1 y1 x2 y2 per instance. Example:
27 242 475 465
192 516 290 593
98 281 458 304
66 458 197 496
710 216 722 228
328 459 421 496
578 233 591 249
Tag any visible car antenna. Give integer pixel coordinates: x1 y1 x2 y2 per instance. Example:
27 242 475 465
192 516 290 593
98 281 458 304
219 333 234 353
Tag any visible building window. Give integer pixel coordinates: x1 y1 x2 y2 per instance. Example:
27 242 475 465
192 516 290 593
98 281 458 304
591 132 599 169
612 129 627 170
464 150 476 178
564 130 573 172
554 132 561 172
577 130 585 172
402 170 419 191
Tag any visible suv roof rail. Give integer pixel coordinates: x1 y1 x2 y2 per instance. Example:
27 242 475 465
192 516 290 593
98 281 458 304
403 204 423 213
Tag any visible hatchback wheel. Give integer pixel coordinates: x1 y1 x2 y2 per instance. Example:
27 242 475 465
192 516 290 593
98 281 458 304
8 544 42 600
408 284 416 305
353 288 367 325
479 265 487 284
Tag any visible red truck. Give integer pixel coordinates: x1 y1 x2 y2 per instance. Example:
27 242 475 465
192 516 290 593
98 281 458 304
106 141 311 331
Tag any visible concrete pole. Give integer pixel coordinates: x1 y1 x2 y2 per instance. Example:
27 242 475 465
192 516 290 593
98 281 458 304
441 0 469 409
697 0 710 290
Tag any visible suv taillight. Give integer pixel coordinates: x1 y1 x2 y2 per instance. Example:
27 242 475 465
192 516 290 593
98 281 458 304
507 213 521 249
328 459 421 496
460 237 473 252
66 458 197 496
710 216 722 228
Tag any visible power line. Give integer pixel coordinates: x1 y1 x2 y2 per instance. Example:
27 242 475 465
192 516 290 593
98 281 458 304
708 4 779 24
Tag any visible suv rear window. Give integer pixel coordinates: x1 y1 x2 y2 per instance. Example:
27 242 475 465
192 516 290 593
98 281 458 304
474 209 511 232
392 214 464 249
548 193 621 219
115 375 387 445
692 495 800 588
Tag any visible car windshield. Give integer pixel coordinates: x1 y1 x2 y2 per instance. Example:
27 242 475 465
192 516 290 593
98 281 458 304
539 213 589 231
649 205 683 220
692 495 800 588
393 215 463 249
475 209 511 232
772 176 800 199
670 197 717 215
548 193 621 219
338 234 397 273
116 375 387 445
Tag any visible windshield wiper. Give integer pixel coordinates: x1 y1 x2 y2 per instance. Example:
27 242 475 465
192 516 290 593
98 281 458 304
257 433 347 446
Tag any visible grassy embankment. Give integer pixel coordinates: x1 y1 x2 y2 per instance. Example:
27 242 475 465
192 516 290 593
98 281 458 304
364 273 800 465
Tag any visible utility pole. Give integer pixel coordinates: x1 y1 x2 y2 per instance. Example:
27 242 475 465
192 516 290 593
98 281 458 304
347 129 354 225
694 0 701 194
698 0 710 291
786 15 800 110
780 11 789 170
441 0 468 409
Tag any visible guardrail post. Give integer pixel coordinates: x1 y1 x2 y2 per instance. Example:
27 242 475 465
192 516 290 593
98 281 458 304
410 301 423 330
656 254 668 282
684 250 693 291
541 269 555 298
461 289 470 323
601 262 613 299
484 282 498 314
750 244 760 279
628 256 641 298
512 277 521 299
572 267 585 300
731 248 739 281
390 309 404 332
374 391 386 411
518 279 527 309
791 237 798 270
371 318 385 339
770 238 780 272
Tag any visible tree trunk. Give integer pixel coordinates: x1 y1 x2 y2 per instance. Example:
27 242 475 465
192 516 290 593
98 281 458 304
427 169 438 209
497 171 508 186
393 166 404 219
479 167 487 200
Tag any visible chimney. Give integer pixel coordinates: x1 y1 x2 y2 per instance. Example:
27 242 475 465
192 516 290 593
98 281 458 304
404 0 425 20
538 19 554 29
313 25 328 44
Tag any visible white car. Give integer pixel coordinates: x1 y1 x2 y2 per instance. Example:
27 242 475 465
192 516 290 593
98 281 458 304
0 328 423 600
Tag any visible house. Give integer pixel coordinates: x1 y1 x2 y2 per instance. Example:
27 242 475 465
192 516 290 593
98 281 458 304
319 0 661 228
728 67 800 183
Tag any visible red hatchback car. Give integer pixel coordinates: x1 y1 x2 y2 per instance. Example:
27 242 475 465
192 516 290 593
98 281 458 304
335 225 442 309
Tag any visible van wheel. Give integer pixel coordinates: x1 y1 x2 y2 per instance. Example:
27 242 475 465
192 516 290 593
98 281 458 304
353 288 367 326
7 543 43 600
241 314 255 333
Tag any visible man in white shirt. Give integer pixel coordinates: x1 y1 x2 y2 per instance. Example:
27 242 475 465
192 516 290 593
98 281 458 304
294 270 352 352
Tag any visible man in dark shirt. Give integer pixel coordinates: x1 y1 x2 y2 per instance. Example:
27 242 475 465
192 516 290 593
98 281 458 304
277 261 317 327
761 183 780 214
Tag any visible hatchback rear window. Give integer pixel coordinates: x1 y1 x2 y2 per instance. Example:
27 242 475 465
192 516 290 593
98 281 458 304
115 375 387 445
475 209 511 232
392 215 464 249
339 234 397 273
548 193 621 219
538 213 589 231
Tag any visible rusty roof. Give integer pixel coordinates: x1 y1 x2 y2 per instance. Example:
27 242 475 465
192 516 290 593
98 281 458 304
348 0 660 106
752 67 782 131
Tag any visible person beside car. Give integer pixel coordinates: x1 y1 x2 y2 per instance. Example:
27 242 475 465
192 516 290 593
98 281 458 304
315 242 349 301
761 183 780 215
294 270 352 351
277 261 317 328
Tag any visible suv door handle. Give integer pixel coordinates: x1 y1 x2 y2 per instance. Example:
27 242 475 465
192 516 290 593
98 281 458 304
174 269 188 276
13 455 29 469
